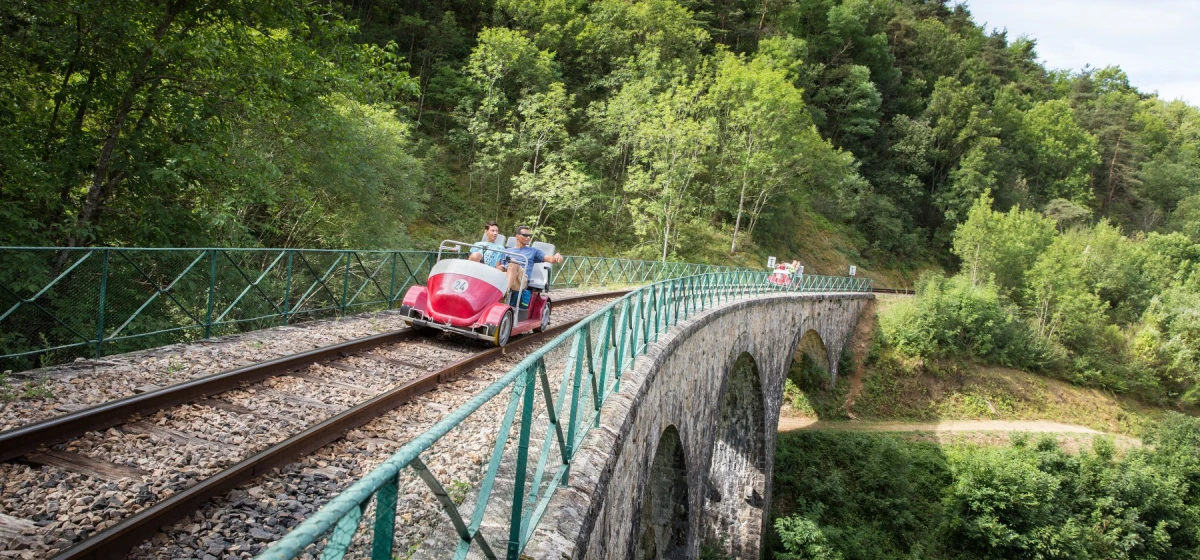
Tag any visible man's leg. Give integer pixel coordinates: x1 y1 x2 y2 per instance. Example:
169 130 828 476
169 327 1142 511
506 265 526 292
468 252 483 263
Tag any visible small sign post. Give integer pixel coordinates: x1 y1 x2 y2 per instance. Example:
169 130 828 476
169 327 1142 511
849 265 857 276
767 256 776 268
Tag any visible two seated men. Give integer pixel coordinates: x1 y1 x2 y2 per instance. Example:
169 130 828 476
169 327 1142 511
467 222 564 295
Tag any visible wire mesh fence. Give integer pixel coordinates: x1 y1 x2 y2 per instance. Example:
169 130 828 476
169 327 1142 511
255 270 873 560
0 248 756 373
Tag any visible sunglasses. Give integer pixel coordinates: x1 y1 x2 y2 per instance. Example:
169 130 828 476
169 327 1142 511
516 232 531 238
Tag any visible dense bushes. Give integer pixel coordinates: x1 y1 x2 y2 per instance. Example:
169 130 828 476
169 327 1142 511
769 431 948 558
769 414 1200 560
879 273 1043 369
882 190 1200 405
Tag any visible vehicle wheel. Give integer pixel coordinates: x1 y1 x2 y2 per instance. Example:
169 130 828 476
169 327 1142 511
495 310 513 347
535 300 551 333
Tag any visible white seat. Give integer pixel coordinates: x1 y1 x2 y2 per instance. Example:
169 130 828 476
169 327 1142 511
528 242 555 290
505 237 518 248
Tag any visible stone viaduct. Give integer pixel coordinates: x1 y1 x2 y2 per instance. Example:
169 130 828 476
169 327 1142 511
523 291 875 559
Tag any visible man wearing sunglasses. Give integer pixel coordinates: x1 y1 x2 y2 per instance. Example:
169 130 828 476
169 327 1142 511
497 225 564 292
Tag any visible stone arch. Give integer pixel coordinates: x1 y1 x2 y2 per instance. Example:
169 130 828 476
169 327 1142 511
702 351 767 558
521 293 876 560
790 328 837 393
634 425 690 560
794 329 830 375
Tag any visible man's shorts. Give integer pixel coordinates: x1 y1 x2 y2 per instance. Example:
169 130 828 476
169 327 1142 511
508 265 526 292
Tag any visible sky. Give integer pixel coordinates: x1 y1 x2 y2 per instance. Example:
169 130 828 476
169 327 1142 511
955 0 1200 104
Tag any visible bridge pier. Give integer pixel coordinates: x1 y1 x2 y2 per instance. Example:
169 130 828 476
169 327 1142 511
524 292 873 559
700 351 767 557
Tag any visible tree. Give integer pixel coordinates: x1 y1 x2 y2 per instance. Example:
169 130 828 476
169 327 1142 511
459 27 558 210
952 191 1057 299
1024 233 1110 349
706 45 814 253
0 0 422 249
1018 100 1101 206
602 67 716 260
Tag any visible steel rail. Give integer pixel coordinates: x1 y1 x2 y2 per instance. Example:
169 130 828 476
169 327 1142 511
871 287 915 295
32 291 626 560
0 290 624 463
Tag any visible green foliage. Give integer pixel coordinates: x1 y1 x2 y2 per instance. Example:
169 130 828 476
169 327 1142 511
1025 234 1110 347
20 375 53 400
0 0 423 249
942 441 1085 559
880 273 1039 368
783 354 851 419
952 191 1057 299
447 480 472 506
774 514 844 560
1135 288 1200 405
770 415 1200 560
1018 100 1102 206
6 0 1199 273
768 431 950 560
599 63 716 260
0 371 14 402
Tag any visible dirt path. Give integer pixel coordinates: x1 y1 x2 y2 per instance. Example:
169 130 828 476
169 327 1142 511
778 417 1102 433
778 417 1143 451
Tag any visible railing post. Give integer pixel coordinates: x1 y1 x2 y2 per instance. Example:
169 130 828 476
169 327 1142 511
563 330 587 481
95 249 110 358
204 249 217 339
340 251 351 317
282 251 294 325
672 279 681 325
370 472 399 559
508 366 537 559
388 252 398 309
596 311 614 405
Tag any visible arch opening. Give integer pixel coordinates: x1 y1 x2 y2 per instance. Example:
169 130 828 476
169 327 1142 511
635 425 690 560
784 329 842 420
702 351 767 558
794 329 830 381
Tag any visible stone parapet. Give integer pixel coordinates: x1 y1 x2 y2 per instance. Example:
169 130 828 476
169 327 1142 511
523 292 872 559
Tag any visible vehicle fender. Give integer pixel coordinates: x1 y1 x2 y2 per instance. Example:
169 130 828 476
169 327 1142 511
478 302 512 326
402 286 428 311
528 294 549 317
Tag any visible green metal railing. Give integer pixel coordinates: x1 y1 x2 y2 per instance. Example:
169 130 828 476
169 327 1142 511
256 270 872 560
0 247 751 372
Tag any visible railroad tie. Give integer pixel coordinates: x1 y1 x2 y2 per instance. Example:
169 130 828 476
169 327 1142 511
23 450 149 482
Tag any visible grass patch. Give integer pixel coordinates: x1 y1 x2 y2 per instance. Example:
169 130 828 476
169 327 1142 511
783 354 853 420
20 374 54 400
0 371 15 402
849 349 1162 436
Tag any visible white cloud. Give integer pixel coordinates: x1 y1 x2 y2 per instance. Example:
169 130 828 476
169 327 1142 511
954 0 1200 104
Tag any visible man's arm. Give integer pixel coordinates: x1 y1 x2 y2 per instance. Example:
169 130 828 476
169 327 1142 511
532 249 566 264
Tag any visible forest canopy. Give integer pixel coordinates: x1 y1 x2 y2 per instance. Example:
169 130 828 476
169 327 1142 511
3 0 1200 266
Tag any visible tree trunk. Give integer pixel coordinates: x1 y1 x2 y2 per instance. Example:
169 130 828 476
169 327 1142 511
1102 129 1124 214
731 181 747 254
662 206 671 262
65 0 189 248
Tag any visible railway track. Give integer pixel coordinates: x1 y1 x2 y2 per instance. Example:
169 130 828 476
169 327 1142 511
871 287 915 295
0 291 624 560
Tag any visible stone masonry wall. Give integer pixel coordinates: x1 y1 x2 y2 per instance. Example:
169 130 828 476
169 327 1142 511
523 292 873 559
